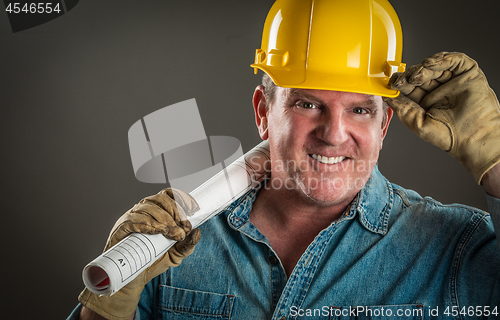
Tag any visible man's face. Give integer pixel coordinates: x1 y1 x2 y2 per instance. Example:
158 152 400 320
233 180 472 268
254 86 392 207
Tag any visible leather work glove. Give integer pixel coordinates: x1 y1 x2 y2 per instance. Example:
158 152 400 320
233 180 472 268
383 52 500 184
78 188 201 320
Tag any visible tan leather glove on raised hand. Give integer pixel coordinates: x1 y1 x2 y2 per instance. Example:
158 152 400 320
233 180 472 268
78 188 200 320
383 52 500 184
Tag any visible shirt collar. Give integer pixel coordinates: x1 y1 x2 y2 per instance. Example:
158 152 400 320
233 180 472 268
352 165 393 235
226 165 393 235
226 187 258 228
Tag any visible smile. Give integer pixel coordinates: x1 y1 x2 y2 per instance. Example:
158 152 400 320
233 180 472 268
310 154 346 164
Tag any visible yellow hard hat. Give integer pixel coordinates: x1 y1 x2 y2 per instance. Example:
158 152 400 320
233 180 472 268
251 0 406 97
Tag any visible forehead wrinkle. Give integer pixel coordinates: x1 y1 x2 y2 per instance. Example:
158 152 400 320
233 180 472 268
350 97 380 108
288 88 326 105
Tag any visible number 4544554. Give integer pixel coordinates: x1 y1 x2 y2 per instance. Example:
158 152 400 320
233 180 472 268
5 3 61 14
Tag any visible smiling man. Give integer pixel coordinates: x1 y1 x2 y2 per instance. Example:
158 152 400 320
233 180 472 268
70 0 500 319
250 83 393 276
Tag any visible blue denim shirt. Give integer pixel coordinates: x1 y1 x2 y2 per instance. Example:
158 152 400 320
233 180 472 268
69 166 500 319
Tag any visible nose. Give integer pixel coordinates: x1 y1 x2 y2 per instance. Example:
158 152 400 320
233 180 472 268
315 111 348 146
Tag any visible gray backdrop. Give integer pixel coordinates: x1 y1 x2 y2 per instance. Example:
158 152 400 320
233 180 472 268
1 1 499 319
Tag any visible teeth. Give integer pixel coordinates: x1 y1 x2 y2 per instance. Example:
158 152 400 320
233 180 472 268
310 154 345 164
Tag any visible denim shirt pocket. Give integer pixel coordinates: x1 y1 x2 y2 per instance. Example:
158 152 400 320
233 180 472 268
159 285 236 319
329 304 424 319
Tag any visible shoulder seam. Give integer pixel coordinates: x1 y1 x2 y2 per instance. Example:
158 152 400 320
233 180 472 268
393 187 411 208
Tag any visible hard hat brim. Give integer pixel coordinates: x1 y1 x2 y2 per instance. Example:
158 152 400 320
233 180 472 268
252 64 401 98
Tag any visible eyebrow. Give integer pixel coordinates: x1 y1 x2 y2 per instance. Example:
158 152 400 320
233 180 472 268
288 89 325 106
289 89 321 101
289 89 380 108
350 98 379 108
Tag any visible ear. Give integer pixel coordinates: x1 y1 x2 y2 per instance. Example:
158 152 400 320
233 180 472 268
253 85 269 140
379 106 393 150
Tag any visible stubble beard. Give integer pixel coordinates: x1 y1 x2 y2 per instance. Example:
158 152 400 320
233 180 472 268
285 169 353 207
286 159 376 207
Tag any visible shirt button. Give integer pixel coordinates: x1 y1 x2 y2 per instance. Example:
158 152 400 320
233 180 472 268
269 255 279 265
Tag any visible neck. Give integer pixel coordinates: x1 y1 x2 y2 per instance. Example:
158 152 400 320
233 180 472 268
249 178 355 277
249 175 356 248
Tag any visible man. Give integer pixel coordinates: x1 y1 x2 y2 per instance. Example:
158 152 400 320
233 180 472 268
69 0 500 319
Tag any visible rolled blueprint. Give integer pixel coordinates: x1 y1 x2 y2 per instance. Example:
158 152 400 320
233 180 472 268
82 140 270 295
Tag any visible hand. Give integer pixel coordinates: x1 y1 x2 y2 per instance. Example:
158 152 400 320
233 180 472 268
78 188 200 320
383 52 500 184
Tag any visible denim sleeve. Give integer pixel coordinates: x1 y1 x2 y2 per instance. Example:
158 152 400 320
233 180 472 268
486 193 500 249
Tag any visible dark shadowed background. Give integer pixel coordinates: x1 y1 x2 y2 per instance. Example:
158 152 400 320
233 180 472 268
1 1 499 319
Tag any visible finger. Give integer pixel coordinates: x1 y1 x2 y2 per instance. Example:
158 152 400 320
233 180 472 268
422 52 476 76
130 202 190 241
391 66 442 105
392 64 421 84
173 228 201 257
105 219 185 250
388 71 402 89
383 95 452 151
435 70 453 83
391 63 452 93
142 189 195 233
132 201 188 229
384 95 431 134
389 65 426 95
139 194 188 225
417 79 442 92
165 188 200 216
405 86 428 105
408 67 444 86
389 72 416 96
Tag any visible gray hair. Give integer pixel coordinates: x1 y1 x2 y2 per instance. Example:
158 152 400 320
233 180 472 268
262 73 277 109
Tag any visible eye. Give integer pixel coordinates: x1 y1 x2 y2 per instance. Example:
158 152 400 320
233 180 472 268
352 107 368 114
297 101 319 109
291 100 322 118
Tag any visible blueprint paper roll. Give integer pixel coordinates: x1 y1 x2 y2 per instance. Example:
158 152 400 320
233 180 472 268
82 140 270 295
